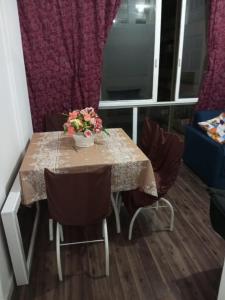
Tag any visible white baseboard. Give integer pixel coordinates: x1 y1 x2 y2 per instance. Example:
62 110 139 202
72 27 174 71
1 273 14 300
7 275 14 300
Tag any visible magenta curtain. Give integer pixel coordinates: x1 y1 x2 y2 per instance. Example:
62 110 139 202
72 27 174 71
17 0 120 131
196 0 225 111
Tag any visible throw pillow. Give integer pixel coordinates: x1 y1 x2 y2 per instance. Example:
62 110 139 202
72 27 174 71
198 113 225 144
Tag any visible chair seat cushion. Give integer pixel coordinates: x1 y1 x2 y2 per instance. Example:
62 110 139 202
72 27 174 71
122 189 158 215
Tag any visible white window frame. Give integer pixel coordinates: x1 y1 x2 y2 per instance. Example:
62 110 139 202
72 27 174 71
100 0 162 106
99 100 196 144
174 0 198 103
99 0 207 143
99 0 162 143
152 0 162 101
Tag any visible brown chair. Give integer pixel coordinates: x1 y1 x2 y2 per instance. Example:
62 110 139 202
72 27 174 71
45 112 121 241
123 119 184 240
44 112 68 241
44 166 112 280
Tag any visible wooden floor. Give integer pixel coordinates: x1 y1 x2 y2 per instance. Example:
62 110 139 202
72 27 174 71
13 163 225 300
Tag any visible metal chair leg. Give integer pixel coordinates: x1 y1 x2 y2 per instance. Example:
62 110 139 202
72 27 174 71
56 223 63 281
49 218 54 241
218 258 225 300
160 197 174 231
111 194 121 233
115 192 122 214
128 207 143 240
59 224 64 242
102 219 109 276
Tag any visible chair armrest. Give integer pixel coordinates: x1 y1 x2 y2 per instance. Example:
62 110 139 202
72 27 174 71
185 125 224 151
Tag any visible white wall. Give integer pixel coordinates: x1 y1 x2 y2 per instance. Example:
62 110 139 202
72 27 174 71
0 0 33 299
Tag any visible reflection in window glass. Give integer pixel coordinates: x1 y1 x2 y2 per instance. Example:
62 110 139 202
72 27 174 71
137 106 170 143
102 0 156 101
170 105 194 134
158 0 180 101
138 105 194 143
179 0 208 98
99 109 133 138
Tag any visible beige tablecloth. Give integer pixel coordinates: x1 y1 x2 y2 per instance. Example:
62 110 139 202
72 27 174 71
19 128 157 205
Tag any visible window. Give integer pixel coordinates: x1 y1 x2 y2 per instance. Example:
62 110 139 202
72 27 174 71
158 0 180 101
99 108 133 138
175 0 208 100
102 0 159 101
137 104 194 143
100 0 208 142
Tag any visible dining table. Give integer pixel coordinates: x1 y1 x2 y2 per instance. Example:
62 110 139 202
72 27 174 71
1 128 158 286
19 128 158 205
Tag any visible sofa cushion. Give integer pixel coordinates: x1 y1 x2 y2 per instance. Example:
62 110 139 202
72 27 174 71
193 110 223 127
183 122 225 189
198 113 225 144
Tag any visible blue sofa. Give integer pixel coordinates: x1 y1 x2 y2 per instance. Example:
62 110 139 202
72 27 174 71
183 110 225 189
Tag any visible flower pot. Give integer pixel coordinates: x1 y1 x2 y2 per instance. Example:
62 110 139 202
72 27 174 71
73 133 95 148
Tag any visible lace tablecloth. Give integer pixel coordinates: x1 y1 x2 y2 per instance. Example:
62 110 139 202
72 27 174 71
19 129 157 205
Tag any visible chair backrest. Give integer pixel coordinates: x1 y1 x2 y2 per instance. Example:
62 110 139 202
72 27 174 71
44 166 112 226
140 118 168 171
45 113 67 131
140 118 162 157
156 132 184 196
140 118 184 196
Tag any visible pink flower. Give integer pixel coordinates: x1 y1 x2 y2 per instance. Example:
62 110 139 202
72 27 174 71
67 126 75 135
64 107 105 136
84 113 91 121
87 107 94 114
95 117 102 129
80 109 87 115
69 111 78 120
96 117 102 125
90 118 96 125
84 129 92 138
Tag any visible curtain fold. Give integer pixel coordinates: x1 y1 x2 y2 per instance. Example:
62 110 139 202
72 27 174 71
17 0 120 132
196 0 225 111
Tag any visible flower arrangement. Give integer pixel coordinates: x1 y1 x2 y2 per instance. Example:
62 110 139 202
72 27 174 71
63 107 107 138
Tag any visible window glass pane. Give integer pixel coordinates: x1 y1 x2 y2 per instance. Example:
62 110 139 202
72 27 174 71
99 108 133 138
179 0 208 98
138 106 170 143
102 0 156 101
158 0 180 101
170 105 194 133
138 105 194 143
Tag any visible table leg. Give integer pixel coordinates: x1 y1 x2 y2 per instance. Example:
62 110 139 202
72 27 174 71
111 193 121 233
